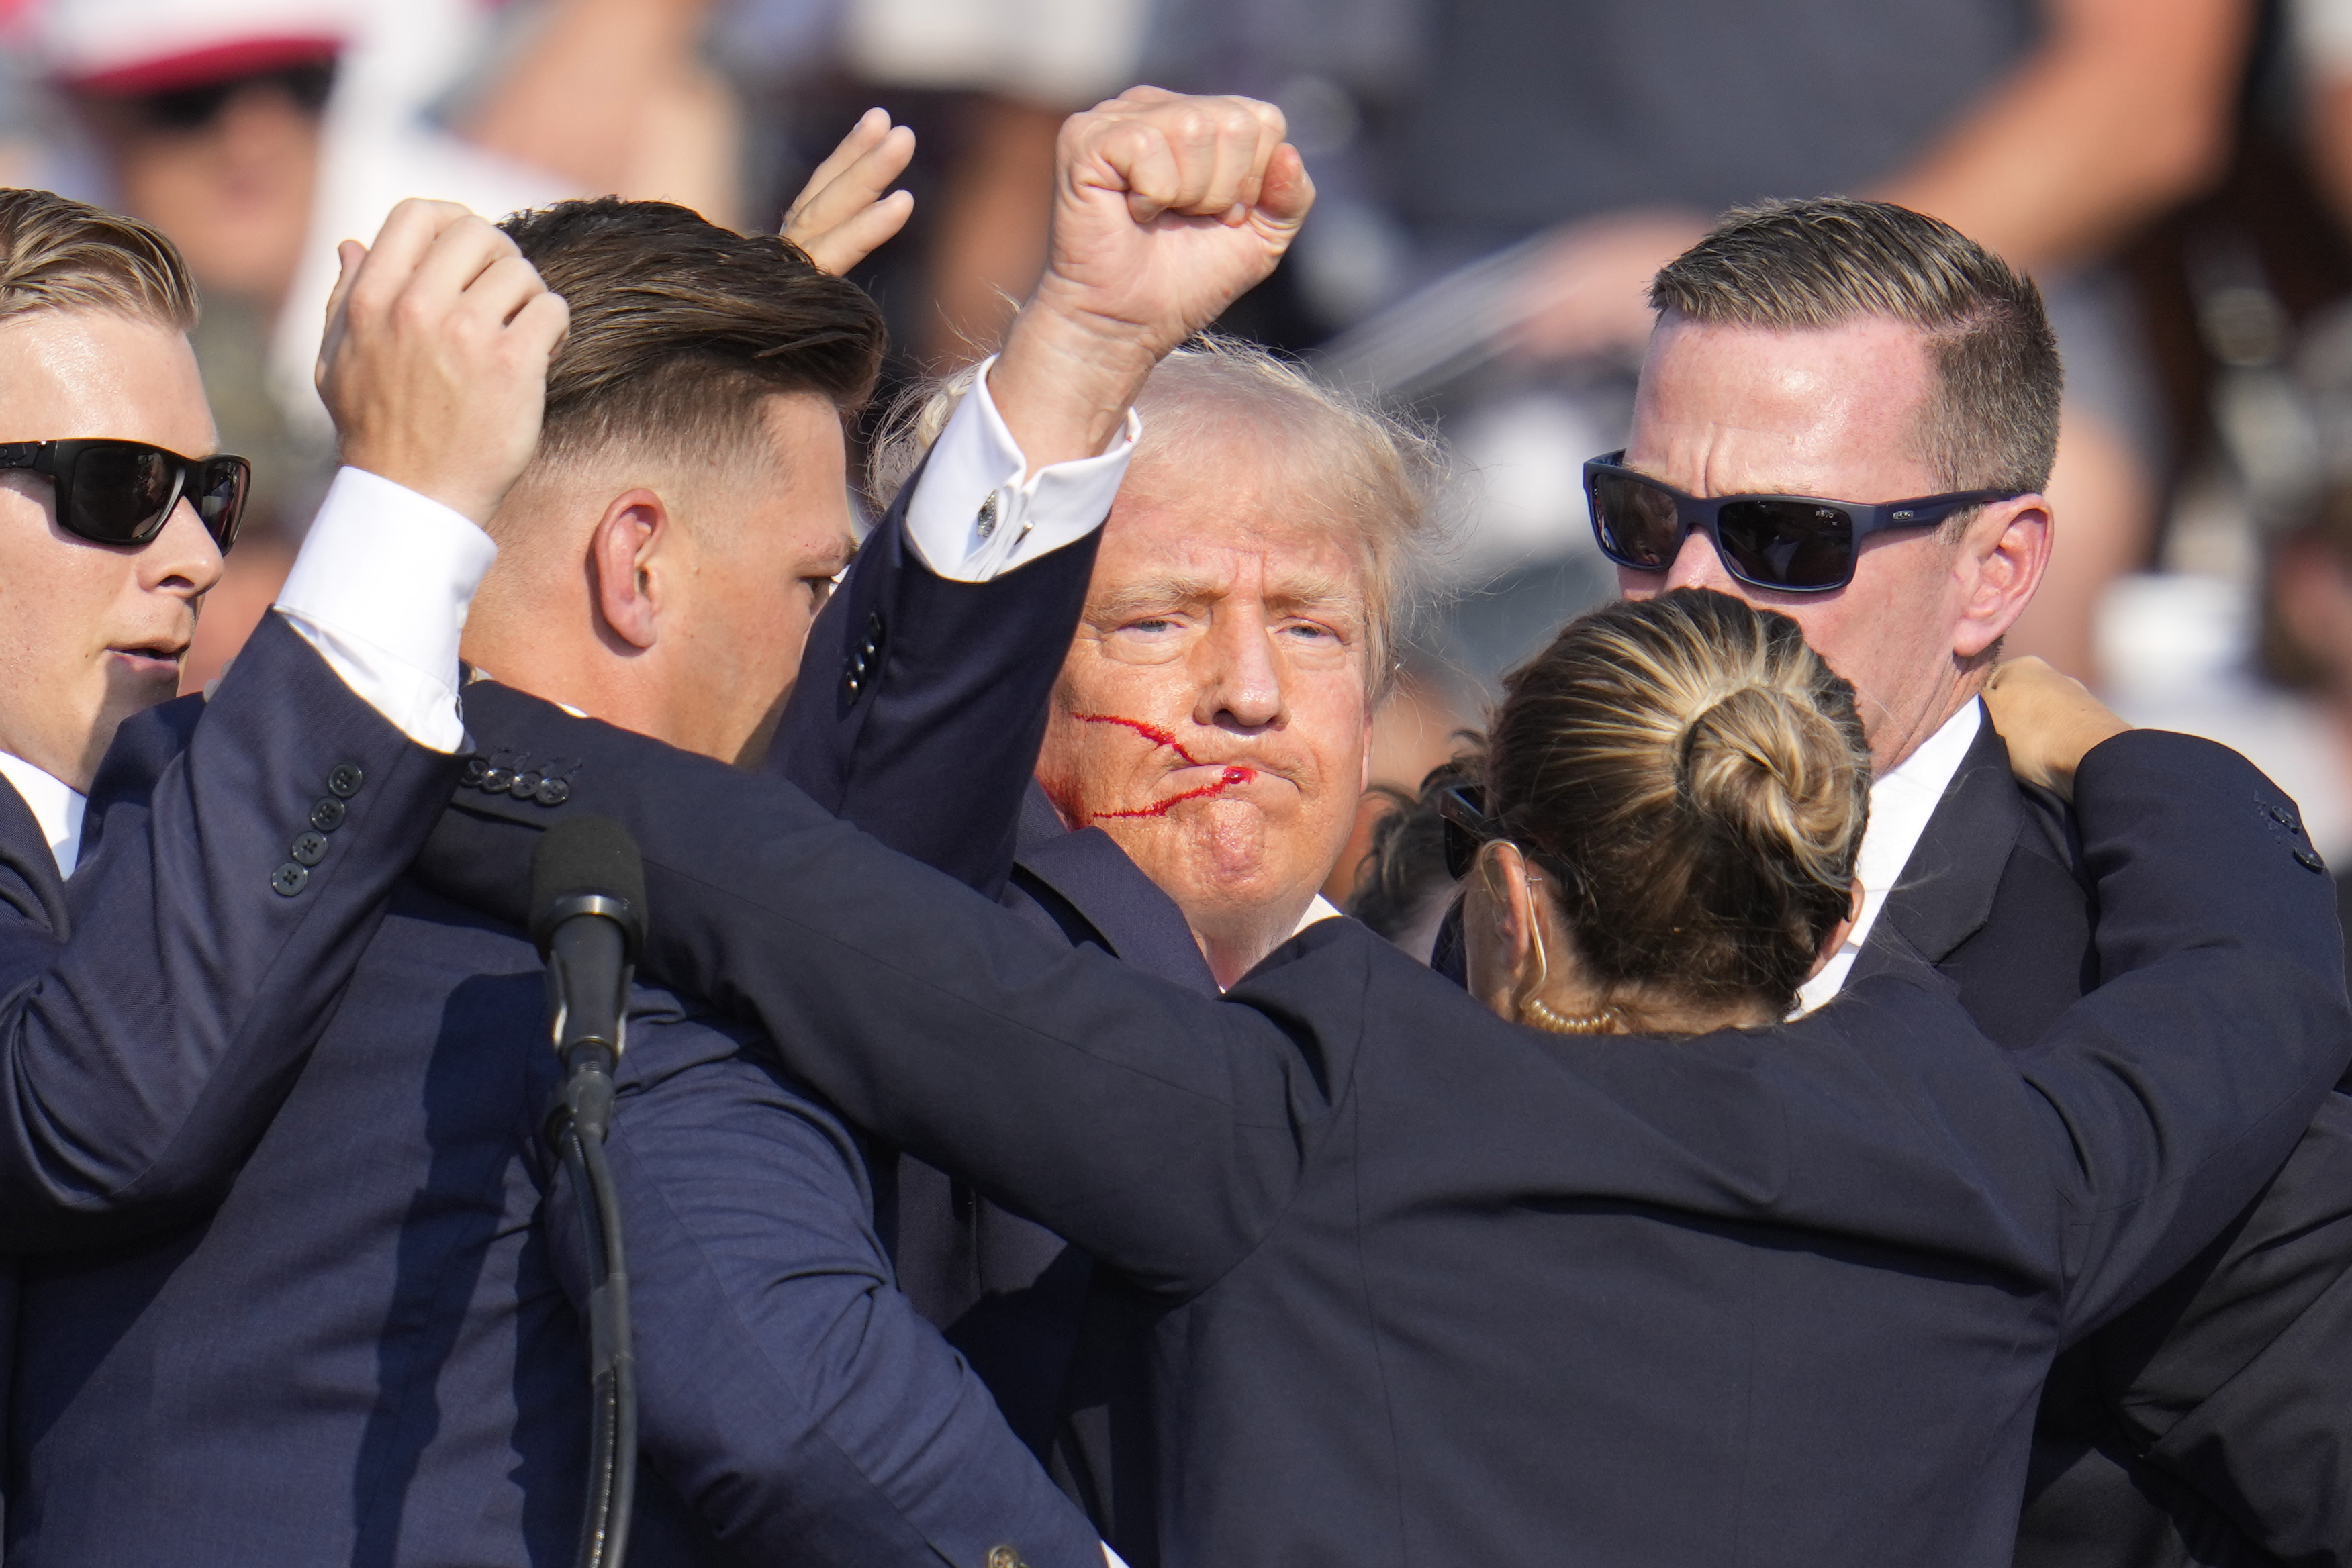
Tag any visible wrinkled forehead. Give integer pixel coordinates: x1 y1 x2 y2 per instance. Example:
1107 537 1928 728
0 307 215 454
1098 480 1372 617
1626 313 1941 502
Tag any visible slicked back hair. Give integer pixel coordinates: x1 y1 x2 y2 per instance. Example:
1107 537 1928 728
499 199 885 478
1650 197 2061 499
0 187 197 332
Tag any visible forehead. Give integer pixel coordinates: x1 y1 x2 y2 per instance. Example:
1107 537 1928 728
0 309 215 453
1624 314 1941 502
1102 428 1370 603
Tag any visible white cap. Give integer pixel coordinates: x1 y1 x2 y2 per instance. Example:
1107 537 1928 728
36 0 353 93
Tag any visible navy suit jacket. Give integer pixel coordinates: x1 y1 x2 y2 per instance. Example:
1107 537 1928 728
415 715 2351 1568
1877 720 2352 1566
7 503 1107 1567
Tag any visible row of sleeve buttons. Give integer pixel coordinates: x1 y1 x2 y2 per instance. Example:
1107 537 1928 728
459 751 577 808
843 610 886 703
274 761 365 896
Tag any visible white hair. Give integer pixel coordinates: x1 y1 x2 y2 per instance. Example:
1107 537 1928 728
865 335 1452 691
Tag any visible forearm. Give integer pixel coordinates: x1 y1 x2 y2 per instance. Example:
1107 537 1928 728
557 1045 1105 1567
1875 0 2247 272
0 620 458 1246
2030 732 2352 1326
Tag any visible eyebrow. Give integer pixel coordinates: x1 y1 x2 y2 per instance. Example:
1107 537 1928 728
1092 571 1365 620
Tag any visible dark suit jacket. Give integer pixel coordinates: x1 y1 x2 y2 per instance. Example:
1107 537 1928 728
0 613 460 1544
418 712 2350 1568
1863 714 2352 1566
7 509 1107 1567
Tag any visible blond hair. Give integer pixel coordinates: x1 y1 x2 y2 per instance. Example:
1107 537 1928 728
0 188 197 332
1489 589 1869 1016
867 335 1447 691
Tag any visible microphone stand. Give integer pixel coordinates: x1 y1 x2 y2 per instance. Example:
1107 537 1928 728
538 869 642 1568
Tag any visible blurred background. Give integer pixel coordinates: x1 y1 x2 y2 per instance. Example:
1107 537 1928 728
10 0 2352 901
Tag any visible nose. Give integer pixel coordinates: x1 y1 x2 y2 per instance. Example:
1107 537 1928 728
1195 608 1285 733
142 496 226 599
1660 526 1736 593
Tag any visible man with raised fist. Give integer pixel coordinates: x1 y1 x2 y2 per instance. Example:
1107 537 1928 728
7 91 1311 1568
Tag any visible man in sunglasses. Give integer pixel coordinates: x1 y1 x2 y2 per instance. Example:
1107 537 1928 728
0 175 565 1508
1600 195 2349 1564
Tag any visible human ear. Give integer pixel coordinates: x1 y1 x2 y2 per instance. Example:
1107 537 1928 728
1803 876 1866 982
1952 497 2051 661
1462 840 1541 1016
587 488 671 652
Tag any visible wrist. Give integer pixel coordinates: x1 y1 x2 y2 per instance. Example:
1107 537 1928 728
992 287 1162 475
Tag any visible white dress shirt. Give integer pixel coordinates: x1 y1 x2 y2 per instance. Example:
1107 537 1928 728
904 356 1140 581
0 467 501 880
1795 699 1983 1014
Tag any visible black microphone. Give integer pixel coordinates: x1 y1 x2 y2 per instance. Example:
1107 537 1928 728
530 815 644 1568
531 815 645 1142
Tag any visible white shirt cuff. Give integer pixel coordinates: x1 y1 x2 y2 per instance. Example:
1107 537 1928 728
901 353 1140 583
274 466 499 754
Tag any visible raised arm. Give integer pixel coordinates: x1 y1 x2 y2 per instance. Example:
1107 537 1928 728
0 200 562 1247
772 90 1311 896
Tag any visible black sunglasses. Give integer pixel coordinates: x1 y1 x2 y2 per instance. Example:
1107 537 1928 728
0 440 248 552
132 61 338 132
1583 451 2026 594
1438 783 1497 881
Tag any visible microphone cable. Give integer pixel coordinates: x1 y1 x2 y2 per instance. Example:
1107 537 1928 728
532 816 647 1568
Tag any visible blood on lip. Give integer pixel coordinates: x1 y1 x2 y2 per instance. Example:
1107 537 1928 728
1075 712 1255 820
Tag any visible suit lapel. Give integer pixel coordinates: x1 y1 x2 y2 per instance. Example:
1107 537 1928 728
1010 782 1221 995
0 772 69 938
1852 714 2026 981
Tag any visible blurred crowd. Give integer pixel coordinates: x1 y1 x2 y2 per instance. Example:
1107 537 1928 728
15 0 2352 891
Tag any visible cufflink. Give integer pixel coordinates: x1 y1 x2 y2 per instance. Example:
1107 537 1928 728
976 491 1000 540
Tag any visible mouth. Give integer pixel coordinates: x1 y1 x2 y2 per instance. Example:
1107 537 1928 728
1093 763 1264 821
108 642 188 677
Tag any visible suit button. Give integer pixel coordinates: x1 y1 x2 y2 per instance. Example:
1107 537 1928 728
271 862 310 897
459 756 487 787
290 830 328 867
534 777 571 806
309 797 347 833
481 765 515 793
327 762 365 798
2297 847 2327 873
511 771 542 800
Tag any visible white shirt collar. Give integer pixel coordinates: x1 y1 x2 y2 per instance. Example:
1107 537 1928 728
1794 698 1983 1014
1294 893 1342 936
0 751 88 879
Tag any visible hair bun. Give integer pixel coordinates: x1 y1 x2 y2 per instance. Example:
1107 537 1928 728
1679 684 1861 891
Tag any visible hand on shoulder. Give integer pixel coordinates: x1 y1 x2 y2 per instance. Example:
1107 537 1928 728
1983 657 2131 801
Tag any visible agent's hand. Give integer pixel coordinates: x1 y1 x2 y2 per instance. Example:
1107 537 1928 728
316 198 570 528
990 87 1315 472
782 108 916 277
1505 207 1709 364
1983 656 2132 801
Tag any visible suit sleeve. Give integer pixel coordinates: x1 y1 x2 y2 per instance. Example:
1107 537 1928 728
769 460 1102 899
543 1012 1104 1568
2006 731 2352 1335
0 613 461 1248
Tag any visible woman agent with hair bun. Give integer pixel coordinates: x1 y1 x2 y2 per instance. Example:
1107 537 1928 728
426 587 2350 1568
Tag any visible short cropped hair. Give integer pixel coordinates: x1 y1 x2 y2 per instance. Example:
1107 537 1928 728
1650 197 2061 497
499 199 884 475
871 336 1447 692
0 187 197 331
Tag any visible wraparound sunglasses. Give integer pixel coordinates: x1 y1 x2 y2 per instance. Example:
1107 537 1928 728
1583 450 2024 593
0 440 248 552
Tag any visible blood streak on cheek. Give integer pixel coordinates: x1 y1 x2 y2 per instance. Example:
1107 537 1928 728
1072 714 1254 820
1094 765 1256 820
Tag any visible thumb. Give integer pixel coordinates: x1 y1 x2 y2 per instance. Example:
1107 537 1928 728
1254 144 1315 234
315 240 367 389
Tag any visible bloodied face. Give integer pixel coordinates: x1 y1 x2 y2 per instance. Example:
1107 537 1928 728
1035 426 1374 983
